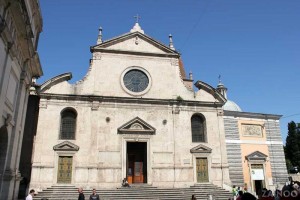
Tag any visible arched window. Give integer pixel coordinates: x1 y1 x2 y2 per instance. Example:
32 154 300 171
60 108 77 140
191 114 206 142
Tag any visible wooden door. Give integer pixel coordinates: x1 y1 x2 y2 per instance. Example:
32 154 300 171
196 158 208 182
133 162 143 183
57 156 72 183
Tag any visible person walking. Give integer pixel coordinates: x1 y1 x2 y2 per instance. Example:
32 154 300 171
78 187 85 200
90 189 100 200
191 194 197 200
232 185 238 200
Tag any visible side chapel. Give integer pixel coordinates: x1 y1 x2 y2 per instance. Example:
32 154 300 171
29 22 287 193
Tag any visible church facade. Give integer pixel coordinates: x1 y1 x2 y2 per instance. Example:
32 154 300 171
29 23 287 193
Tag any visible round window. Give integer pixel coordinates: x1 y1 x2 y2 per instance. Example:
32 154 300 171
123 69 149 93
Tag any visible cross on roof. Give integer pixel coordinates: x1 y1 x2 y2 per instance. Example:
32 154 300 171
134 14 141 23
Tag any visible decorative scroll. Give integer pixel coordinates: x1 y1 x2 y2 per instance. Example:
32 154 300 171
242 124 262 137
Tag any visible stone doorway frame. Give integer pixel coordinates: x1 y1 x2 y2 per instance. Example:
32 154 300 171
190 144 212 183
122 137 151 185
245 151 269 194
53 141 79 185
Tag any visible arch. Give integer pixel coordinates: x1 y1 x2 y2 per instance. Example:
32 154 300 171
0 125 8 188
59 108 77 140
191 114 206 142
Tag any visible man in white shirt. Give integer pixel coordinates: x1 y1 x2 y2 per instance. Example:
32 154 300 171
26 189 35 200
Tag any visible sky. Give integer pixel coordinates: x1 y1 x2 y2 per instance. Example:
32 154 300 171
38 0 300 142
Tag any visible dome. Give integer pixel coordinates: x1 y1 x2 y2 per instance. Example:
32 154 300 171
224 100 242 112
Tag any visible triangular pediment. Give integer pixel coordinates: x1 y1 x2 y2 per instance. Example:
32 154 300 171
190 144 212 153
53 141 79 151
118 117 156 135
245 151 267 161
91 32 179 56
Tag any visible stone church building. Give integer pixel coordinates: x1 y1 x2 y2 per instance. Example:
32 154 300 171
29 22 287 194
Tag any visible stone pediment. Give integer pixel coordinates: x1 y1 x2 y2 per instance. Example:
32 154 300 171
118 117 156 135
91 32 179 56
190 144 212 153
53 141 79 151
245 151 267 161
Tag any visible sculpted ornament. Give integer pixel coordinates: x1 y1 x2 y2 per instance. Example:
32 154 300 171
242 124 262 137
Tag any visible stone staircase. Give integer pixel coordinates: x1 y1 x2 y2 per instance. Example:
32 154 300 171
33 184 232 200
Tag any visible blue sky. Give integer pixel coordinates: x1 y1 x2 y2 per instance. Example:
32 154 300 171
38 0 300 142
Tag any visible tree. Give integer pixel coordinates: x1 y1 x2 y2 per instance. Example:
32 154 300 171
285 121 300 168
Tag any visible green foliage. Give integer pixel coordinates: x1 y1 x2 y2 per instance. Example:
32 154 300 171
285 121 300 169
176 96 183 101
285 158 293 170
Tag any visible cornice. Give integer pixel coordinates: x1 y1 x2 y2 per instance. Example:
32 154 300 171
40 93 224 108
224 110 282 120
91 48 179 58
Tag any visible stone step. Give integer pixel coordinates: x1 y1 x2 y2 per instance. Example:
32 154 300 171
33 183 232 200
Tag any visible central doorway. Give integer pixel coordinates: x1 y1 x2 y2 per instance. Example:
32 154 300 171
126 142 147 184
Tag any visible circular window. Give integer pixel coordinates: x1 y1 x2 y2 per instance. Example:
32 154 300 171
121 67 151 96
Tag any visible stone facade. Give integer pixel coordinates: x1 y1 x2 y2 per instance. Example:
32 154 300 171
30 24 231 191
29 22 288 196
223 110 288 194
217 82 288 194
0 0 43 199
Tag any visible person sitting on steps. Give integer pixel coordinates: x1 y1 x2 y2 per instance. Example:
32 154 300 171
122 178 130 187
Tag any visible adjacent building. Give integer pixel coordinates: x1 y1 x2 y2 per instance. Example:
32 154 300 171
218 83 288 194
0 0 43 199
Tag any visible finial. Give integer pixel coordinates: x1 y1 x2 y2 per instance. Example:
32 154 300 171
216 74 227 99
134 14 141 23
97 26 103 44
189 71 193 80
217 75 224 87
169 34 175 50
130 15 144 34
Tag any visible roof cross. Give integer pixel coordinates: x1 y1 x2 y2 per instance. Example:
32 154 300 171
134 14 141 23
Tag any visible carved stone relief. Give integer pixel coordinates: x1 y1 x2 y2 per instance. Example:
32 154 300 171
242 124 262 137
